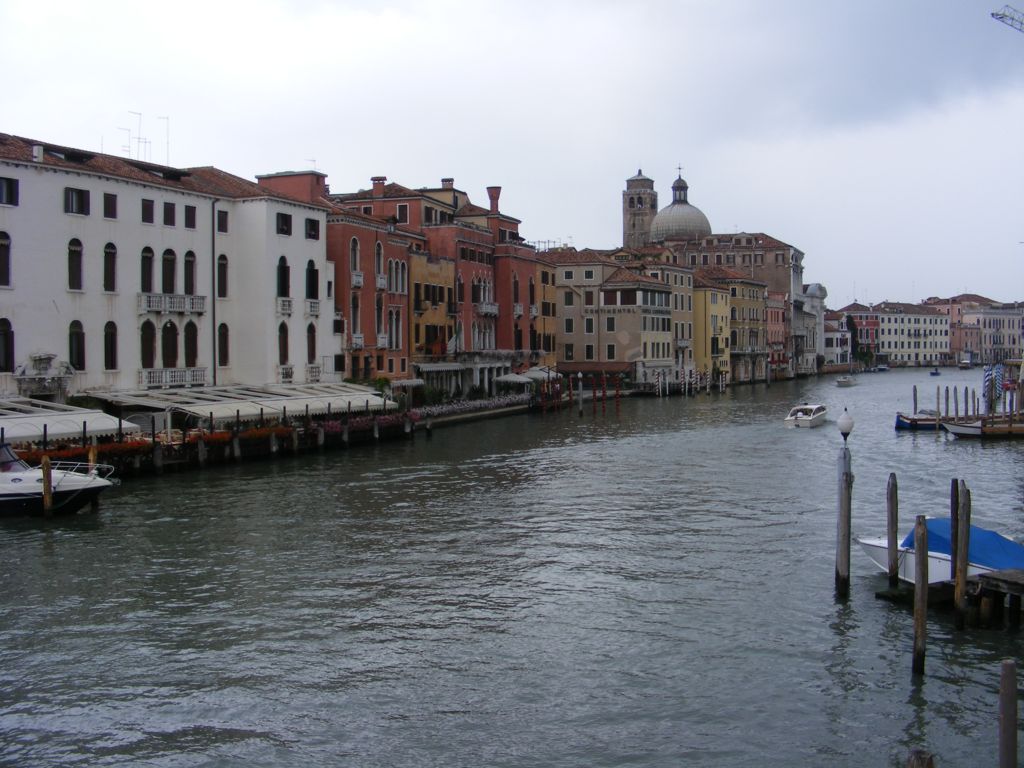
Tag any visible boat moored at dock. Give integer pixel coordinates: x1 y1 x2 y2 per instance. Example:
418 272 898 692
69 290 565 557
0 443 116 516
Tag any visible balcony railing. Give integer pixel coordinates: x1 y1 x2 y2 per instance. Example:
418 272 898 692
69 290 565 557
278 364 293 383
513 303 523 318
137 293 206 315
530 304 539 318
138 367 207 388
476 301 499 317
377 333 389 349
305 299 320 317
277 297 293 315
376 273 387 290
306 364 322 383
351 333 364 350
351 271 364 288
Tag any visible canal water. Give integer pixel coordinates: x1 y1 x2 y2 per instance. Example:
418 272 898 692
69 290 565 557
1 369 1022 767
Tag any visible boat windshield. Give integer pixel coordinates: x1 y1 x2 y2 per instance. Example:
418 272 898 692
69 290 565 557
0 443 31 472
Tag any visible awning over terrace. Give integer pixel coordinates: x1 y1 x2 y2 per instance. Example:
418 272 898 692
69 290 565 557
0 398 128 444
91 382 396 429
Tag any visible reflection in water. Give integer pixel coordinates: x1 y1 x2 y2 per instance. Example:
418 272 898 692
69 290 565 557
0 370 1022 766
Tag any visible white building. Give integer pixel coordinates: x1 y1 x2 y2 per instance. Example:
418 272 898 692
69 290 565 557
875 302 950 366
0 133 335 401
823 312 851 366
962 303 1024 364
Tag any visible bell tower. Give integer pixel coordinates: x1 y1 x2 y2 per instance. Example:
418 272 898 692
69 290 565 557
622 169 657 249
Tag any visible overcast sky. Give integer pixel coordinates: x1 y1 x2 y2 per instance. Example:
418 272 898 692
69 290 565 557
5 1 1023 308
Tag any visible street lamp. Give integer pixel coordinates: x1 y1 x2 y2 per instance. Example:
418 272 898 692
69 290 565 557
836 407 854 599
838 408 854 443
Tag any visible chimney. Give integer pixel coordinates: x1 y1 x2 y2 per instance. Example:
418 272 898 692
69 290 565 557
486 185 501 213
371 176 386 198
441 177 454 190
32 145 44 163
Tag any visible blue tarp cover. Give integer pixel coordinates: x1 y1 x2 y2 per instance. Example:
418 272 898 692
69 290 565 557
901 517 1024 571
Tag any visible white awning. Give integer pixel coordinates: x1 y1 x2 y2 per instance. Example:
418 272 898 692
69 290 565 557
495 373 533 384
416 363 465 373
0 398 129 444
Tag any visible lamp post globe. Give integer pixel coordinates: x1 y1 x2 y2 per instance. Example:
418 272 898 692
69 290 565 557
838 408 854 442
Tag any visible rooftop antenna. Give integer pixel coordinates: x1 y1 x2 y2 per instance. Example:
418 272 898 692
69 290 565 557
157 116 170 165
128 110 144 161
118 126 132 158
306 158 318 170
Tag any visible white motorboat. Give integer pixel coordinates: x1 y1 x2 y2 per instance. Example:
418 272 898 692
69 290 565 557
783 403 827 428
0 443 117 516
835 375 855 387
858 517 1024 585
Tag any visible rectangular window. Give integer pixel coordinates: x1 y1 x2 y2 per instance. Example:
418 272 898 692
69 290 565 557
163 201 176 226
606 316 615 332
396 204 409 224
564 343 574 361
564 318 574 333
305 218 320 240
276 212 292 235
64 187 90 215
585 344 594 360
585 317 594 334
607 344 616 360
362 205 372 215
564 290 574 307
217 210 229 233
103 193 117 219
0 177 18 206
584 269 594 280
184 205 197 229
141 198 154 223
585 291 594 306
563 270 574 281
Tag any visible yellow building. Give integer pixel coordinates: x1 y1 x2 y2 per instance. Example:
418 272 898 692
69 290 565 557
693 274 730 383
409 250 456 359
697 266 768 383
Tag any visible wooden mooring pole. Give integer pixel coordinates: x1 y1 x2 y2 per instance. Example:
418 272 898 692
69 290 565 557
950 478 960 582
913 384 918 414
913 514 928 677
886 473 899 587
1000 659 1018 768
41 455 53 517
955 480 971 631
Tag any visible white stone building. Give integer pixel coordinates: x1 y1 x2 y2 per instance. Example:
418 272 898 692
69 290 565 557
874 302 950 366
0 133 334 401
962 303 1024 364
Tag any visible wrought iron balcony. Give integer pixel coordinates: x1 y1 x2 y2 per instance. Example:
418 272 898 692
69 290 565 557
513 303 523 318
306 364 322 383
351 333 364 350
278 364 294 383
530 304 539 318
376 333 389 349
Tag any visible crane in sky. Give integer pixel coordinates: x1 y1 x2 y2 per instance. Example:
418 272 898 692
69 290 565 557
992 5 1024 33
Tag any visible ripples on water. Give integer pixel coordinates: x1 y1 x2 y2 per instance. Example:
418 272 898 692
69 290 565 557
1 370 1023 766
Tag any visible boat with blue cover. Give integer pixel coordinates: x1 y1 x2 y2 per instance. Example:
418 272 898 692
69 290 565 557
857 517 1024 585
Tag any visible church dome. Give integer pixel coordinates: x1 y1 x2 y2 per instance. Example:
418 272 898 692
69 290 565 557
650 175 711 242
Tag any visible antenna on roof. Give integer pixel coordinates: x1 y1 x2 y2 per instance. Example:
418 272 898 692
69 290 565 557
128 111 143 161
306 158 318 170
157 116 170 165
118 126 132 158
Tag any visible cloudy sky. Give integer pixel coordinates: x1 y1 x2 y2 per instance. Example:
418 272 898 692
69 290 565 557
5 1 1023 307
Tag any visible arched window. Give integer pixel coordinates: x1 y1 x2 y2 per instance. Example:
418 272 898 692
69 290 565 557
184 251 196 295
730 329 738 347
141 247 154 293
68 320 85 370
278 322 289 365
400 262 407 293
628 196 635 209
68 239 83 290
388 259 395 293
276 256 290 298
375 242 383 275
306 323 316 364
140 321 156 369
217 255 228 298
103 321 117 370
349 238 359 272
161 321 178 368
184 321 198 368
375 295 383 336
101 243 117 293
513 275 519 303
350 294 360 333
529 277 535 305
305 260 318 300
217 324 229 366
0 318 13 372
0 231 10 287
161 249 176 294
